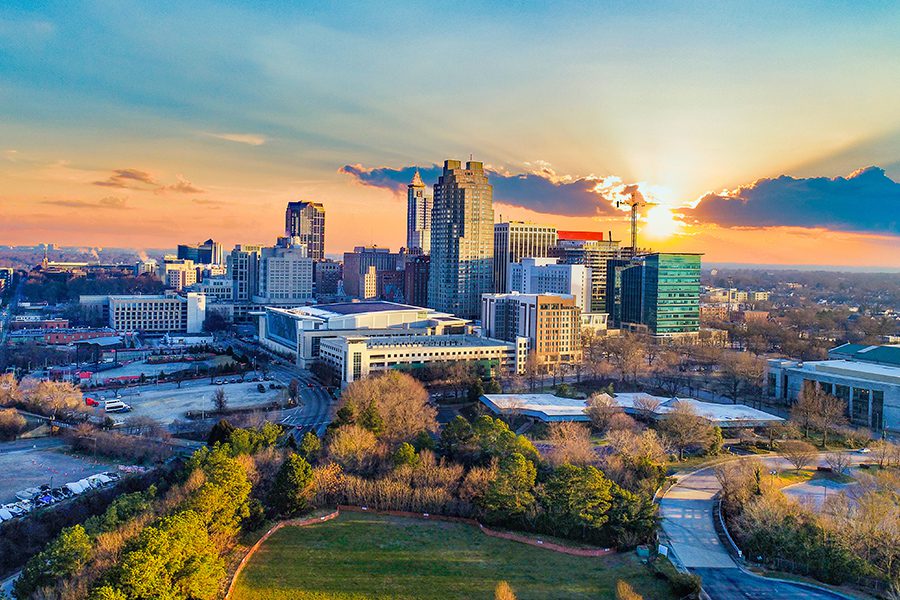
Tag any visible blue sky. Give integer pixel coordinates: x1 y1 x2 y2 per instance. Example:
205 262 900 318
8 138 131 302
1 1 899 264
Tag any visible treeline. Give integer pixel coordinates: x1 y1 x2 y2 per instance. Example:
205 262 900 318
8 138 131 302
23 272 163 304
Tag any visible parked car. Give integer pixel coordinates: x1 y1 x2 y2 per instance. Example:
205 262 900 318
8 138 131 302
85 397 100 407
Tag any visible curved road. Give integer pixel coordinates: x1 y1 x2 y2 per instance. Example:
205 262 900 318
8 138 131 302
660 456 853 600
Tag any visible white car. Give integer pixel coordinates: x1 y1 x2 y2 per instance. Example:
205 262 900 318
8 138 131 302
104 399 132 413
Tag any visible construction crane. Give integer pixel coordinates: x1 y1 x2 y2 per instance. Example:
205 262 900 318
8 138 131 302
616 186 648 255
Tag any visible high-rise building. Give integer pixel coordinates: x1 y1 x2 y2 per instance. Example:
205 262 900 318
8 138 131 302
177 239 224 265
493 222 557 293
284 201 326 260
508 257 591 314
404 255 430 307
407 170 432 254
428 160 494 319
228 244 263 302
481 292 582 369
551 233 621 312
314 259 342 297
605 253 701 337
342 246 400 299
253 239 314 304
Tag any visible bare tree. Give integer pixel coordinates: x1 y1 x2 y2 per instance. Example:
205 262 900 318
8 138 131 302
632 394 662 420
523 351 543 392
212 386 228 413
790 382 820 439
780 439 816 471
869 439 898 468
816 392 848 448
825 451 851 475
544 422 595 467
658 401 715 460
718 351 766 405
584 392 621 432
338 370 436 443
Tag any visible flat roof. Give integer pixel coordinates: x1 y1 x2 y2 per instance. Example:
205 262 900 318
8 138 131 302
345 334 512 349
829 343 900 367
480 393 783 426
791 359 900 383
316 301 423 315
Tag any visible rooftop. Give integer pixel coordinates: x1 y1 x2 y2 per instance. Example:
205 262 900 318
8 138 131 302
789 358 900 383
829 343 900 367
344 334 513 349
480 393 783 426
303 301 425 316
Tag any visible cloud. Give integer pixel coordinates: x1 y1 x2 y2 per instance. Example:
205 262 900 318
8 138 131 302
156 175 205 194
41 196 129 210
685 166 900 235
339 162 653 217
93 168 158 188
204 132 267 146
92 169 204 194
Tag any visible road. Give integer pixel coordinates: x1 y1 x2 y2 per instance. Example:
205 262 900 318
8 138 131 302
660 455 855 600
0 273 24 346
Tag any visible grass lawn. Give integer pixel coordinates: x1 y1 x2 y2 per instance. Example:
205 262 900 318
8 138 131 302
232 513 677 600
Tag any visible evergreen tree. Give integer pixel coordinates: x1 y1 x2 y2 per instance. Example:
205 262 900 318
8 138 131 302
270 453 314 516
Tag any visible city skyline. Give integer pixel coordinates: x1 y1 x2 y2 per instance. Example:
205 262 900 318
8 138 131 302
2 2 899 266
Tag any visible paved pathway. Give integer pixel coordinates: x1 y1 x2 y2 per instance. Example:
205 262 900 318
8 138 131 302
660 456 853 600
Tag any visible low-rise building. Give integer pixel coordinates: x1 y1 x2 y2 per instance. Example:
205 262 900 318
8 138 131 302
768 343 900 433
258 301 469 367
320 333 527 387
80 292 206 334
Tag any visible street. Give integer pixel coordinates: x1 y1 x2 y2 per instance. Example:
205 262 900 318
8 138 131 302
659 454 858 600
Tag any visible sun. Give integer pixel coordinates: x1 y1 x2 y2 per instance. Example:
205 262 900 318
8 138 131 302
642 205 682 239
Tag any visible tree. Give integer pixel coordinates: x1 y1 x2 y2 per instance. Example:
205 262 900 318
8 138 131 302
269 453 314 516
708 426 724 456
337 371 436 443
480 452 536 521
0 408 26 441
616 580 643 600
0 373 19 406
523 351 543 392
632 395 661 420
869 439 898 468
202 311 228 332
585 392 621 432
288 378 301 405
817 392 848 448
540 464 613 538
327 424 378 473
781 439 816 471
392 442 419 467
467 378 485 402
15 525 93 598
658 401 715 460
495 581 517 600
825 451 851 475
212 387 228 414
484 378 502 394
441 415 474 458
719 351 765 405
21 380 83 417
545 422 596 467
298 431 321 462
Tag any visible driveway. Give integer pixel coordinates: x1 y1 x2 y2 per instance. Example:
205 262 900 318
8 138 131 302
660 456 854 600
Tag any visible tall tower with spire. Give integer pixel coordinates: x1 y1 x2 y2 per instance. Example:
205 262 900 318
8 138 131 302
406 169 432 254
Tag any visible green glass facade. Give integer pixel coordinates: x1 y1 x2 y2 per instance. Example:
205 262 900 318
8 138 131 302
605 253 701 336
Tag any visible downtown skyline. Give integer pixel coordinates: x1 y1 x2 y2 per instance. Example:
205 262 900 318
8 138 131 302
2 1 900 267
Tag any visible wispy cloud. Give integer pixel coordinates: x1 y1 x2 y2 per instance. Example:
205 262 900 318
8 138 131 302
93 168 158 189
204 132 267 146
41 196 129 210
155 175 205 195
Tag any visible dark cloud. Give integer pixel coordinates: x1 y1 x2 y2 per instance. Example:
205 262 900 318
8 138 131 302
41 196 129 210
686 167 900 235
339 163 623 217
93 168 158 188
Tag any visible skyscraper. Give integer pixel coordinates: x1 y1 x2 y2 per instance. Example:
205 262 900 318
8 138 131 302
493 222 557 292
428 160 494 319
551 233 621 312
605 252 702 337
406 170 432 254
284 201 326 260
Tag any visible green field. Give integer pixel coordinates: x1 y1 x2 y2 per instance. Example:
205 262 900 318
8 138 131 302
232 513 677 600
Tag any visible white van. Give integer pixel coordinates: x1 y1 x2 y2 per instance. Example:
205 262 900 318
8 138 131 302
104 399 132 413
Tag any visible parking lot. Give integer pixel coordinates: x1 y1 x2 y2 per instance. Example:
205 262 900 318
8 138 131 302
0 438 117 505
87 375 286 424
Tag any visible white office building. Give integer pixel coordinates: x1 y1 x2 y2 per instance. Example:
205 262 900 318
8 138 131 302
253 242 314 304
81 292 206 334
259 301 470 367
508 257 591 314
320 334 527 387
406 170 432 254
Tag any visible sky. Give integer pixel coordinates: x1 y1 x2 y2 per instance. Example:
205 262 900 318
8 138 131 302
1 1 900 267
